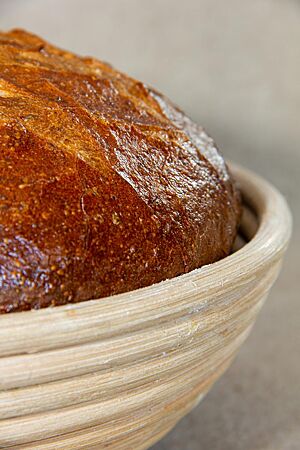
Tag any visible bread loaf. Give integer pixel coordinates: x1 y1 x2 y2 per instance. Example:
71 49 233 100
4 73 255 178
0 29 241 313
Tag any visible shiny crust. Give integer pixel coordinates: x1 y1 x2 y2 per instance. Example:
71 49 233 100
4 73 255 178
0 29 241 313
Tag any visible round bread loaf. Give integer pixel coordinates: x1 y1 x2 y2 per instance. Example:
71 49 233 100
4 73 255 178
0 29 241 313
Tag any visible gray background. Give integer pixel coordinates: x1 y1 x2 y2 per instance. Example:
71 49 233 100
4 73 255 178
0 1 299 449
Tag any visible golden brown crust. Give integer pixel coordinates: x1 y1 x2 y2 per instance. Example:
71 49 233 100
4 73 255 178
0 29 241 313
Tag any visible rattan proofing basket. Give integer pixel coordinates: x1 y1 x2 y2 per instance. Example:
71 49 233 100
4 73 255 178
0 163 292 449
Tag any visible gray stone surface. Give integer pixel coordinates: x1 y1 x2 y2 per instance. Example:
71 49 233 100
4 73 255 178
0 1 299 448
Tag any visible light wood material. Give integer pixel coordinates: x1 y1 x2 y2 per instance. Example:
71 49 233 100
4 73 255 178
0 164 292 449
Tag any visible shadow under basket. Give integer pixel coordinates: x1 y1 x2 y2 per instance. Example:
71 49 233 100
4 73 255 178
0 163 292 449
